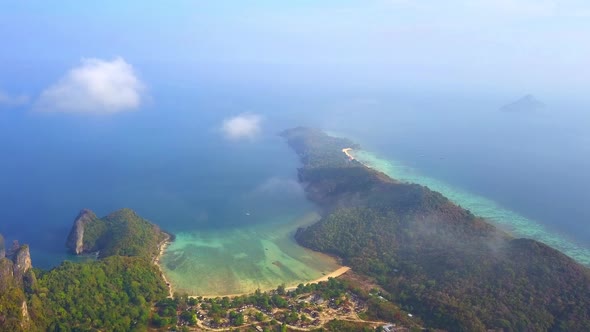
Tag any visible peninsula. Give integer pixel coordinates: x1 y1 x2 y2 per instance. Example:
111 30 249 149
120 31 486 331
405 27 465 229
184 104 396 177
281 127 590 331
2 129 590 332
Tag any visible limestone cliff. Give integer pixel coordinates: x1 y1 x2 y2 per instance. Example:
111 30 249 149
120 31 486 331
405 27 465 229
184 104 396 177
11 245 32 283
65 208 168 259
0 236 33 331
0 242 34 288
66 209 99 254
20 300 30 330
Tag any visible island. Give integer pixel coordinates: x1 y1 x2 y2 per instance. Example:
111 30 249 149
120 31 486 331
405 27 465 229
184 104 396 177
2 208 404 332
500 94 545 112
0 209 170 331
281 127 590 331
1 129 590 332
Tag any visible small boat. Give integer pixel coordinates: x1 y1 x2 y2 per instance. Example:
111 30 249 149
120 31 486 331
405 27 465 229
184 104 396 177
245 212 251 216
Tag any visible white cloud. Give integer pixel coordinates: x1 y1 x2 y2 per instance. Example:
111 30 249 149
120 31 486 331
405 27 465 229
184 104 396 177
0 90 29 107
221 113 262 140
36 57 144 113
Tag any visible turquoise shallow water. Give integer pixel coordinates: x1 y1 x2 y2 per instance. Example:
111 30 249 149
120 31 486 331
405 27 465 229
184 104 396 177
161 212 341 296
350 149 590 266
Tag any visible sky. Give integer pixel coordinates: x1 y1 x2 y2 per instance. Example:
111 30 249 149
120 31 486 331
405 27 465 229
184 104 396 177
1 0 590 105
1 0 589 265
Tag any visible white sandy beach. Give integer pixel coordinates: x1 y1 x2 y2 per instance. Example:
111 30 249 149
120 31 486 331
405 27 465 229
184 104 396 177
154 237 174 298
342 148 355 160
197 266 351 299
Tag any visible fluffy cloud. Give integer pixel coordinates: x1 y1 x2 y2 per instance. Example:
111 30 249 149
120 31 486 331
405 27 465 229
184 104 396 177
221 113 262 140
0 90 29 107
36 57 144 113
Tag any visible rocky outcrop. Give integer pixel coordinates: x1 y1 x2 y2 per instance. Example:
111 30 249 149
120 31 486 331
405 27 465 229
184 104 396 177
11 245 32 282
66 209 98 254
0 235 34 331
64 208 169 259
20 300 30 330
0 242 32 330
0 242 33 287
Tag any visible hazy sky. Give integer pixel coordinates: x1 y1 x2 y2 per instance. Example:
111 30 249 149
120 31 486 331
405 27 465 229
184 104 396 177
1 0 589 100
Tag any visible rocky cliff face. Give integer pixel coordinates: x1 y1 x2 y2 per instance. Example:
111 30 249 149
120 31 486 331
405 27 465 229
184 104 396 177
0 236 33 332
11 245 32 282
66 209 98 254
20 300 30 330
0 242 34 287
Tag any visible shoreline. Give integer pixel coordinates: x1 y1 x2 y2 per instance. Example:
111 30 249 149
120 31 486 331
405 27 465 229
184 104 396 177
342 148 355 160
344 146 590 267
154 235 174 298
153 149 359 299
285 266 351 291
197 266 351 299
157 211 348 299
153 232 350 299
343 147 379 172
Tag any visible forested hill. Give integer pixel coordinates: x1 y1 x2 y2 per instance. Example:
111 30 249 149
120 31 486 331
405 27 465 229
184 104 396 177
66 208 169 259
281 127 590 331
0 209 169 332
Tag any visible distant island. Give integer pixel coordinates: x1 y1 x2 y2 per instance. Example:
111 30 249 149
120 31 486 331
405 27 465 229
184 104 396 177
501 94 545 112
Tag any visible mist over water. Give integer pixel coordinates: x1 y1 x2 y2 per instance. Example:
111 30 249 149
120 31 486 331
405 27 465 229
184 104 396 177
351 149 590 266
323 95 590 264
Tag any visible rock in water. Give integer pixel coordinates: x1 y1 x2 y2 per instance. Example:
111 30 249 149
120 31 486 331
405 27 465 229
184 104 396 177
65 208 168 259
501 94 545 112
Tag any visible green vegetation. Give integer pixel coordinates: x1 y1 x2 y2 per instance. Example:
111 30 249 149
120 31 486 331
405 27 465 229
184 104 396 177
0 257 33 331
153 298 180 327
282 127 590 332
33 256 168 331
0 209 171 332
79 208 168 259
318 319 374 332
149 277 408 331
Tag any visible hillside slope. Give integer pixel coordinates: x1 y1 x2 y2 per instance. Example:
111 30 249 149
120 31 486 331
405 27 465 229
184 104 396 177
1 209 170 332
282 127 590 331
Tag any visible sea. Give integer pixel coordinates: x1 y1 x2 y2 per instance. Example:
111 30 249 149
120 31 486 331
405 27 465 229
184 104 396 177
1 72 589 295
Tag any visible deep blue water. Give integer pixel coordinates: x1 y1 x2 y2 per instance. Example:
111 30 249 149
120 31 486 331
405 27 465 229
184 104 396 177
0 83 313 268
1 76 589 268
321 96 590 249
